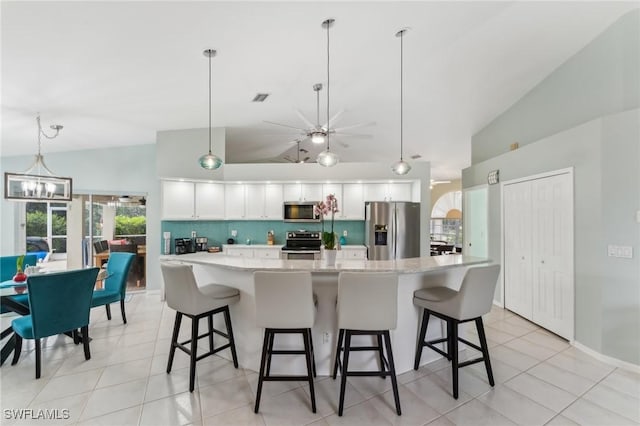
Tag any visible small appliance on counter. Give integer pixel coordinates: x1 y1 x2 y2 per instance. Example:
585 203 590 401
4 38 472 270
174 238 196 255
195 237 208 252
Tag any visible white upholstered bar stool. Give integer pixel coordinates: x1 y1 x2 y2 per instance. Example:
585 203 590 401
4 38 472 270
333 272 401 417
253 271 317 414
160 262 240 393
413 264 501 399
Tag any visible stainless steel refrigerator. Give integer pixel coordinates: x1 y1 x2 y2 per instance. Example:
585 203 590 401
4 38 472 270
365 201 421 260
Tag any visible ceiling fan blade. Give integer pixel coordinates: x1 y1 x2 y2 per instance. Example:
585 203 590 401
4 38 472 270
294 109 316 129
332 121 376 132
333 132 372 139
263 120 309 132
335 140 350 148
322 109 345 130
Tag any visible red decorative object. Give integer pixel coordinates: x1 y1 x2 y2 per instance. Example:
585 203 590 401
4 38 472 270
13 272 27 283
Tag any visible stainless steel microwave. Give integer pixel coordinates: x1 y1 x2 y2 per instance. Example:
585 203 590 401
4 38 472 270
283 202 321 222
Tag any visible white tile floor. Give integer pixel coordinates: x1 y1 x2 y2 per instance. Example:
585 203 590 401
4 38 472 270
1 292 639 426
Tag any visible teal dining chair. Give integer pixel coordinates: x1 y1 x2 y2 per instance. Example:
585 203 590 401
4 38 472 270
11 267 99 378
1 254 38 314
91 252 135 323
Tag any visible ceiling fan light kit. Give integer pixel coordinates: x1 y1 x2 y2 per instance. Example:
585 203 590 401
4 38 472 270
392 28 411 176
199 48 223 170
317 18 339 167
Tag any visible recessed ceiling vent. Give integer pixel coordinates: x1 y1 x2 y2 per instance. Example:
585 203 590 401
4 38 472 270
252 93 269 102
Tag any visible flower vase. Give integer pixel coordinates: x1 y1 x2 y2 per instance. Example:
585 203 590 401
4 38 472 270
324 249 337 266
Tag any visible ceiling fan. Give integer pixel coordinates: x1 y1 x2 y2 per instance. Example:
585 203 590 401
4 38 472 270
283 141 311 163
264 83 373 148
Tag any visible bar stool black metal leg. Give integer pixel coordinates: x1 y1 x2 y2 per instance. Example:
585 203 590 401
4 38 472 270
414 309 429 370
167 312 182 373
446 318 454 361
223 306 239 368
189 315 199 392
332 329 344 379
265 331 275 377
377 334 386 379
338 331 352 416
308 329 317 377
475 317 494 386
255 329 271 413
303 329 317 413
451 319 459 399
383 330 401 416
208 314 214 352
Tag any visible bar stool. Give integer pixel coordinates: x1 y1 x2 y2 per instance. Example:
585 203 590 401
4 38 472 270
253 271 316 414
160 262 240 392
413 264 501 399
333 272 401 416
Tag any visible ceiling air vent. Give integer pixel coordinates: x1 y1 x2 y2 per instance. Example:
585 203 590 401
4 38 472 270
252 93 269 102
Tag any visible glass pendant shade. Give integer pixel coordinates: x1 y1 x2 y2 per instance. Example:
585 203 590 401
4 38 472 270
391 159 411 175
199 152 223 170
310 132 326 144
317 150 339 167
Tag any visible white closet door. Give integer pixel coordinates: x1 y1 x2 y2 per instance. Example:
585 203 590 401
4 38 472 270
531 173 573 339
503 181 533 319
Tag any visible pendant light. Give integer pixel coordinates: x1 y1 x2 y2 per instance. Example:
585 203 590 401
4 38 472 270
199 49 223 170
317 18 339 167
392 29 411 175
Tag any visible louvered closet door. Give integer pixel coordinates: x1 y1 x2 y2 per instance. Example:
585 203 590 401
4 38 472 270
503 181 533 319
531 173 573 339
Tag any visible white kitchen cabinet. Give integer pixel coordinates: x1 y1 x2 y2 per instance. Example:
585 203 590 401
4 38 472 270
339 246 367 260
363 182 412 202
224 246 251 257
162 181 196 219
253 247 282 259
245 184 283 219
264 184 284 219
222 245 282 259
503 171 574 339
284 183 323 202
322 183 342 200
224 184 246 219
341 183 365 219
195 182 225 219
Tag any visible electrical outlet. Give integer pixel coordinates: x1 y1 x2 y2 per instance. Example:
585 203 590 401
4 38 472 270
231 230 237 237
322 332 330 344
343 230 348 237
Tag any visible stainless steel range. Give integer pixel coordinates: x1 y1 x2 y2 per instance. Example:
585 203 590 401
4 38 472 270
281 230 321 260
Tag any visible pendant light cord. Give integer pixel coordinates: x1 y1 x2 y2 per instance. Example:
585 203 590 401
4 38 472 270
208 52 212 155
400 31 404 162
326 20 330 151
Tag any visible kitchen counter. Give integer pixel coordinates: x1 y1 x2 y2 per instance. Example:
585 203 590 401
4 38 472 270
159 252 491 375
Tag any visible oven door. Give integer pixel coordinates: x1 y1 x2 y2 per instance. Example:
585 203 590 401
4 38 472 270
282 251 319 260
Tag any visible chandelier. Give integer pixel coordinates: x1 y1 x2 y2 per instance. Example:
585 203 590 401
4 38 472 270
4 114 73 202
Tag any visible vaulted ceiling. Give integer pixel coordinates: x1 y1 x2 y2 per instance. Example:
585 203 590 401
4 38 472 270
1 1 635 180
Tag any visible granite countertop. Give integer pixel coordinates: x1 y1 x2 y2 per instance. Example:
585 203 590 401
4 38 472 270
159 252 489 274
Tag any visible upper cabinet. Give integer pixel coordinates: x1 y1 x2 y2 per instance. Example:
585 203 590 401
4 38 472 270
162 181 196 220
224 184 246 219
245 184 283 220
162 180 227 220
195 182 225 219
341 183 365 219
363 182 412 202
283 183 323 202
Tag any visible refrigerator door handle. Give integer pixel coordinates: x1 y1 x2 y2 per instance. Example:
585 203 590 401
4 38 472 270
393 205 397 259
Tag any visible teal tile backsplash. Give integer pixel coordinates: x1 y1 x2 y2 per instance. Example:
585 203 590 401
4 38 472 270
161 220 365 253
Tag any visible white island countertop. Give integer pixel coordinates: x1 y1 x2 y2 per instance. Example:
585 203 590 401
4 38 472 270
160 251 489 273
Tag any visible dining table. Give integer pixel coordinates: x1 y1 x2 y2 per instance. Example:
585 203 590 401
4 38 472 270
0 279 31 365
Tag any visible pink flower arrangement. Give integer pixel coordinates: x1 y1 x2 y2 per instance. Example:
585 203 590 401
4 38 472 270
314 194 339 249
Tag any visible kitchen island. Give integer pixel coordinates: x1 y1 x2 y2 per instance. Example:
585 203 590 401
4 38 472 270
159 252 490 375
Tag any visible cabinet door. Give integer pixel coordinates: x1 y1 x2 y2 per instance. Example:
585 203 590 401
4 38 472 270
531 173 573 339
254 248 281 259
195 182 225 219
342 248 366 259
301 183 323 202
245 184 266 219
503 181 533 319
225 247 251 257
388 183 412 201
162 181 195 219
224 184 246 219
363 183 388 201
341 184 364 219
283 183 302 201
264 184 284 219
